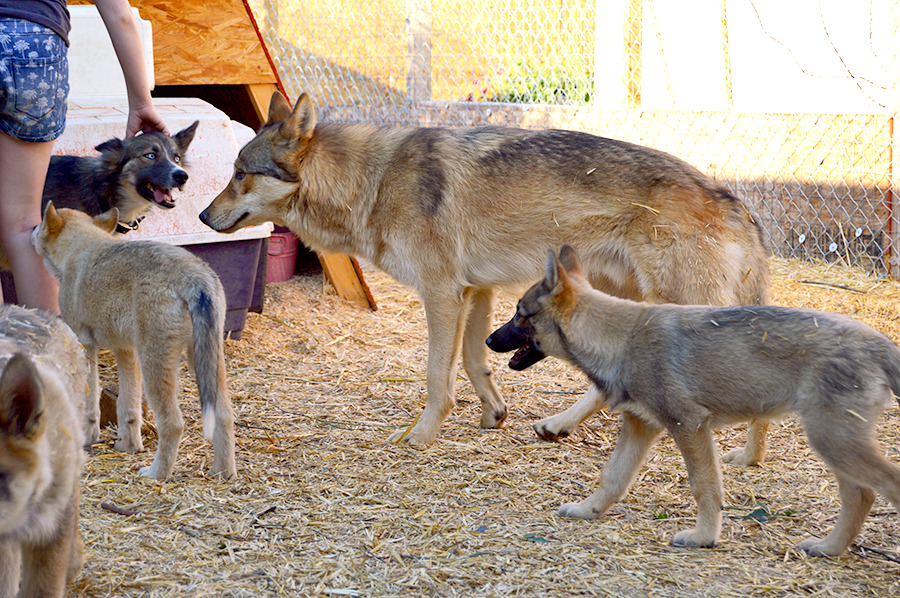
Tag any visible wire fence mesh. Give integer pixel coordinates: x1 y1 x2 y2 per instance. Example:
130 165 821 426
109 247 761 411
247 0 900 275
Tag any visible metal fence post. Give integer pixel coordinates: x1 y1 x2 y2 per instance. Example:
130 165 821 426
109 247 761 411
406 0 432 104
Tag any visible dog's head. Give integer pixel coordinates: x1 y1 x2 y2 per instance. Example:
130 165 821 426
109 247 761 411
199 91 311 233
0 353 51 534
33 203 119 276
96 121 198 220
487 244 586 370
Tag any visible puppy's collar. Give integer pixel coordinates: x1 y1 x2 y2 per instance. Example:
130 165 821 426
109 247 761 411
115 216 145 234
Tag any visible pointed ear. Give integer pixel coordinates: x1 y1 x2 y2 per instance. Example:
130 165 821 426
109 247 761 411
280 93 316 144
558 244 585 279
174 120 199 153
266 90 293 127
93 208 120 234
95 137 125 154
0 354 46 439
42 201 64 235
542 249 559 292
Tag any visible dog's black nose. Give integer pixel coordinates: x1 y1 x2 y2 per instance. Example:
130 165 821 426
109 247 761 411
198 209 209 224
173 170 189 186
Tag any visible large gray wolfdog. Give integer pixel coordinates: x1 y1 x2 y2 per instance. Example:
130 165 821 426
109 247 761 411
487 245 900 556
199 91 770 450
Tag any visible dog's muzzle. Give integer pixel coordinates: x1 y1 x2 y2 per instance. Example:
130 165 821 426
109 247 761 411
486 320 547 371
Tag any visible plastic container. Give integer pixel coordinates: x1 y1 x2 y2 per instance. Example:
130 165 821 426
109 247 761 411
266 230 300 283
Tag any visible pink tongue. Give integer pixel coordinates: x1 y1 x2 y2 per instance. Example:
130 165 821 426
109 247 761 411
153 188 172 205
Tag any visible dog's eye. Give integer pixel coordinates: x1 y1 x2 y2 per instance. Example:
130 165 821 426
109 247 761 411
234 170 246 181
145 152 156 160
174 155 181 164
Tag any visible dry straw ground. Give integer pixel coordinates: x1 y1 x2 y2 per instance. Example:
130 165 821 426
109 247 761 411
71 257 899 597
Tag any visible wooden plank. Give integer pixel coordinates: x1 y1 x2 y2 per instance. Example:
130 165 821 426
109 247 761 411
318 252 377 311
245 83 279 124
72 0 275 86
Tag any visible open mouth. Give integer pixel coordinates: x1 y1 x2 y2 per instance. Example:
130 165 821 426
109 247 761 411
508 339 546 371
139 182 177 209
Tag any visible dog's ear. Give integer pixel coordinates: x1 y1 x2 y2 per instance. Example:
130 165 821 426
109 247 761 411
558 244 585 280
174 121 199 153
542 249 559 293
95 138 125 154
0 353 46 440
93 208 120 234
42 201 64 235
266 91 293 127
280 93 316 145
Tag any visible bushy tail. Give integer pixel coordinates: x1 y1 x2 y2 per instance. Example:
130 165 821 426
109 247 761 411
186 280 229 440
186 274 236 478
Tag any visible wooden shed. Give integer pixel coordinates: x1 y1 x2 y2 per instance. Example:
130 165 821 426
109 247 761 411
69 0 375 310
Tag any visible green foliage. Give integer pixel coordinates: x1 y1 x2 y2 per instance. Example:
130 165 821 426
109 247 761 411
487 61 593 105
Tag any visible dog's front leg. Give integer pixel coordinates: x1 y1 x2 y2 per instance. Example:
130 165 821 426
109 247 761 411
670 422 724 548
461 287 507 429
18 499 80 598
388 291 466 445
722 418 769 466
559 412 661 519
112 348 143 453
0 542 21 597
534 384 605 441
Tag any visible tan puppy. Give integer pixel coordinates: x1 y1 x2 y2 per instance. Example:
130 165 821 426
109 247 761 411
488 245 900 556
33 203 236 480
0 305 89 597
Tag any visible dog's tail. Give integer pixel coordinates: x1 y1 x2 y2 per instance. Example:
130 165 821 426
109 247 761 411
186 275 236 477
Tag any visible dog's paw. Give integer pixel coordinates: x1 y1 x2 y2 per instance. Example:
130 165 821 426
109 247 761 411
387 425 435 446
479 405 508 429
672 528 717 548
533 419 571 442
722 447 762 467
797 537 843 557
558 501 602 520
138 463 168 480
114 437 143 453
85 422 101 447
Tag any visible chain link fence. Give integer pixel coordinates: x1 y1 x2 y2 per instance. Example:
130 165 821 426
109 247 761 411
247 0 900 275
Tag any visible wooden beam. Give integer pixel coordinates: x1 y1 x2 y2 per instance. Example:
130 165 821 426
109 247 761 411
245 83 279 124
318 252 377 311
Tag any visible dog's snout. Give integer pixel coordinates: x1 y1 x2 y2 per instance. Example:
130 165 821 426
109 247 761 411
173 170 189 186
198 208 209 224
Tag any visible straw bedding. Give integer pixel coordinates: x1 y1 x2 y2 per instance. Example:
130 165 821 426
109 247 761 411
71 257 899 597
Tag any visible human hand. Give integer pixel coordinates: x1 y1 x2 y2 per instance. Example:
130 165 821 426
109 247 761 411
125 102 170 138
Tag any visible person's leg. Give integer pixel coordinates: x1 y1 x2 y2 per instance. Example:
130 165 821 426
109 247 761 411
0 131 59 312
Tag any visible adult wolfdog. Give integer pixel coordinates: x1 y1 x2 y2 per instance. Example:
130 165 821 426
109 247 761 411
200 92 770 449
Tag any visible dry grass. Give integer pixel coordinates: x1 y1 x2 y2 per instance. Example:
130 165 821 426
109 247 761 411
72 257 900 597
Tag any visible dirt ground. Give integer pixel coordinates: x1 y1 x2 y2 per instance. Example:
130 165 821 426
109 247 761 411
71 257 899 597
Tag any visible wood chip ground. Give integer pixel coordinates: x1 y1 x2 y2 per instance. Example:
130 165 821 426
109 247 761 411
72 258 900 597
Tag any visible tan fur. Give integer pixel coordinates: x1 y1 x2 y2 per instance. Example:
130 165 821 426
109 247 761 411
0 305 89 597
200 91 771 448
488 245 900 555
32 203 235 480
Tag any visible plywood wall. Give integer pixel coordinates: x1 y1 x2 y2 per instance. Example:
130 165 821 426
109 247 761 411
71 0 275 86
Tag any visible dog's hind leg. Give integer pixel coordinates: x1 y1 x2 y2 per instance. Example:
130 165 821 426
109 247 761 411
534 385 605 441
723 418 769 466
112 347 144 453
138 350 184 479
670 421 724 548
558 412 662 519
799 417 900 556
462 287 507 429
82 343 101 447
388 290 467 445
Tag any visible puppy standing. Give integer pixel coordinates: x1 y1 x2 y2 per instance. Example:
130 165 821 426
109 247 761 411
33 203 236 480
487 245 900 556
0 305 89 597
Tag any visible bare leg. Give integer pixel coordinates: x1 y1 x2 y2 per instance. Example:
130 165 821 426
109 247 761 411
559 412 662 519
461 287 507 429
0 132 59 312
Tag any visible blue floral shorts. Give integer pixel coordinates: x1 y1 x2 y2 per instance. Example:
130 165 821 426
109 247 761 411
0 18 69 143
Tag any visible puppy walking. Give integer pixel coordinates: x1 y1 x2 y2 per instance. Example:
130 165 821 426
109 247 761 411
33 203 236 480
488 245 900 556
199 91 771 450
0 305 90 597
